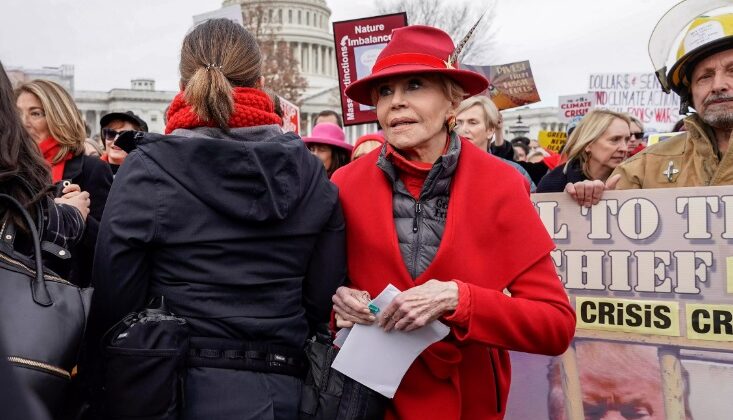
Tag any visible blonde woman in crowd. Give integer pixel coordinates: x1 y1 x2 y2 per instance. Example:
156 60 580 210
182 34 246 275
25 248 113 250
15 79 112 287
535 109 631 207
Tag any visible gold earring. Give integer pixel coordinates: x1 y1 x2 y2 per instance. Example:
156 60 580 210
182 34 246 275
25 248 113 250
447 115 457 132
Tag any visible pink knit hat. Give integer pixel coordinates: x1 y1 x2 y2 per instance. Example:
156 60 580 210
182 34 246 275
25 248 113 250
302 122 353 152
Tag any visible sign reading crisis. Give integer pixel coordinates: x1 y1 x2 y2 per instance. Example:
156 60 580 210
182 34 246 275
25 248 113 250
588 73 683 132
558 93 596 124
463 61 541 110
332 13 407 126
533 187 733 345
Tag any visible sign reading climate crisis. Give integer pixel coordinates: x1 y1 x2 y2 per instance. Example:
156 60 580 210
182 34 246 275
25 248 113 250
558 93 596 124
532 186 733 346
332 13 407 126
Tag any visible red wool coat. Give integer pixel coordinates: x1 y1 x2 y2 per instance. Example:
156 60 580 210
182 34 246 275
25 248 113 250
331 138 576 420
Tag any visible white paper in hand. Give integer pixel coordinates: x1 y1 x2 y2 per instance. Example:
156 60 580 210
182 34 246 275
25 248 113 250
331 284 450 398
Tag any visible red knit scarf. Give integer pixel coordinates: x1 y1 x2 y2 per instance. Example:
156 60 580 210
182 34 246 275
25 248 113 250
38 137 73 183
165 87 282 134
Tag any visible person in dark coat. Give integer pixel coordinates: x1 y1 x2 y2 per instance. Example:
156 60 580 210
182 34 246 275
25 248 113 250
536 109 631 204
87 19 345 420
15 80 112 287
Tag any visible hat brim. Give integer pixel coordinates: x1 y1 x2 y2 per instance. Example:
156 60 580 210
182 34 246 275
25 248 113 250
668 36 733 95
100 112 147 132
344 65 490 106
302 137 354 152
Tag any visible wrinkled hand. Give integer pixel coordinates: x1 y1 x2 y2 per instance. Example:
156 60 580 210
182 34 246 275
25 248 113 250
332 286 375 328
379 280 459 332
564 174 620 208
55 185 90 221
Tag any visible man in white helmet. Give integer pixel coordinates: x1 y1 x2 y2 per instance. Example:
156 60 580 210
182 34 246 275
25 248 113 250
565 11 733 206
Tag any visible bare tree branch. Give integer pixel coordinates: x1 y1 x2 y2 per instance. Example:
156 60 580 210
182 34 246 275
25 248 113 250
242 5 308 104
376 0 498 65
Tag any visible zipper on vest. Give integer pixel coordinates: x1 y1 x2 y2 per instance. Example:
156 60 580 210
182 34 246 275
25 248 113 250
412 202 422 233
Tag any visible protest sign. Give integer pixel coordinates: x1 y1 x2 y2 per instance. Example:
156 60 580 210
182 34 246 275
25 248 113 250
558 93 596 124
332 13 407 126
538 130 567 153
588 73 683 133
464 61 541 110
277 95 300 134
505 186 733 419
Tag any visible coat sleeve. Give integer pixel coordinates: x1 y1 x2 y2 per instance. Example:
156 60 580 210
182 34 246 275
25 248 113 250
302 199 346 334
489 141 515 160
42 198 85 249
610 158 643 190
443 253 576 356
88 152 158 340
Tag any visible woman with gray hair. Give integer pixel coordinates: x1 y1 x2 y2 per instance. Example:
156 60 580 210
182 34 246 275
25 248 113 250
455 95 536 191
536 109 631 206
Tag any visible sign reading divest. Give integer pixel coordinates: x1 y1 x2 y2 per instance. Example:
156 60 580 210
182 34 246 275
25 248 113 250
464 61 541 110
588 73 683 132
558 93 596 124
332 13 407 126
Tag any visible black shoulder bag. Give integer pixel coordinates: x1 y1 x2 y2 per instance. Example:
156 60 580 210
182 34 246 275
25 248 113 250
0 193 93 413
101 296 189 420
300 330 388 420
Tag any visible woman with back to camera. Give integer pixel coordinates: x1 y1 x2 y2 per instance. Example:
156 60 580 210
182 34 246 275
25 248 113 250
15 80 112 287
330 25 575 420
536 109 631 206
87 19 345 419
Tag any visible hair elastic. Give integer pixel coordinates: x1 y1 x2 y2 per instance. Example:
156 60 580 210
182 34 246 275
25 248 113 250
205 63 223 71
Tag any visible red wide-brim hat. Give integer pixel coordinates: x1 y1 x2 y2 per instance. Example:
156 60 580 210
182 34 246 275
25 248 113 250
345 25 489 106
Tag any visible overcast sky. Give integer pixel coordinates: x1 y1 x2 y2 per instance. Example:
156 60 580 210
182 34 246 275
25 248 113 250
0 0 687 108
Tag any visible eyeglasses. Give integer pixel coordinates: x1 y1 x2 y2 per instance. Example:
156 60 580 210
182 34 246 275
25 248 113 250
102 128 128 141
630 132 644 140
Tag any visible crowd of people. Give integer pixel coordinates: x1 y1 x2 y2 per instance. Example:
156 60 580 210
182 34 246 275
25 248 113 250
2 2 733 420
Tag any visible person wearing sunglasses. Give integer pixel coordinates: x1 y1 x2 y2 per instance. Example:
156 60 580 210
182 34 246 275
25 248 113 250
99 111 148 175
626 115 646 158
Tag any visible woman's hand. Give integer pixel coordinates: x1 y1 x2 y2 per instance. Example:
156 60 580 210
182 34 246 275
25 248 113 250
564 174 620 208
332 286 376 328
55 185 90 221
379 280 459 332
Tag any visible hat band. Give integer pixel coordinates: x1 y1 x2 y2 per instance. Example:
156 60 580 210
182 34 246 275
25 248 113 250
372 53 455 74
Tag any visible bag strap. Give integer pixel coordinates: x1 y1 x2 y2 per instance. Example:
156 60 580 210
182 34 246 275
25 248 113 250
0 193 53 306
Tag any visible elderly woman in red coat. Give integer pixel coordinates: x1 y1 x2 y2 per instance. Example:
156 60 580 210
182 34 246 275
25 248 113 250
330 25 576 420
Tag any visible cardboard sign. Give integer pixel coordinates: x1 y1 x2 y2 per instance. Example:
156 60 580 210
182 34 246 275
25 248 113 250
464 61 541 110
504 186 733 419
278 96 300 134
332 13 408 126
558 93 596 124
538 130 567 153
588 73 683 133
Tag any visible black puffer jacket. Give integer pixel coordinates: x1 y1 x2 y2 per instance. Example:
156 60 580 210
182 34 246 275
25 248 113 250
87 125 345 419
